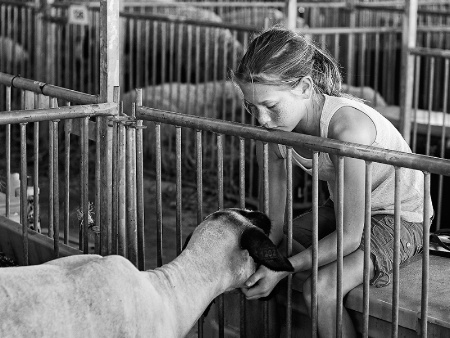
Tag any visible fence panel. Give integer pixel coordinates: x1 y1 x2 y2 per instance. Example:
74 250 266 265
0 72 118 266
135 104 450 337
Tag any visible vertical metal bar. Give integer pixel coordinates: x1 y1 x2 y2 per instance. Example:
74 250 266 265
176 126 183 255
425 57 435 156
347 0 356 86
81 117 89 254
136 20 143 88
0 6 5 73
262 143 269 214
126 118 137 266
374 33 380 107
262 142 269 338
194 26 200 120
436 59 449 231
286 147 293 338
151 21 157 100
64 112 71 245
399 0 418 143
128 18 134 93
285 0 298 29
48 108 54 239
65 20 70 89
185 25 192 118
136 91 145 270
412 56 421 153
311 151 319 338
110 87 120 256
52 117 60 258
111 117 118 255
392 167 401 338
5 86 11 218
363 162 373 338
217 134 224 211
239 137 247 338
99 0 120 255
196 130 203 224
336 156 344 338
94 113 101 253
160 21 166 91
118 121 127 257
152 122 162 267
360 33 367 95
196 129 204 338
20 122 28 265
32 95 41 234
421 172 431 338
144 20 150 90
217 133 224 338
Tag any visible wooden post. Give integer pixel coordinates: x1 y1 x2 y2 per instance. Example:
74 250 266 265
399 0 418 144
285 0 297 30
99 0 120 255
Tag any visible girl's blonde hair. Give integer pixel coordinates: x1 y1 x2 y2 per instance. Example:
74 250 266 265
232 27 345 97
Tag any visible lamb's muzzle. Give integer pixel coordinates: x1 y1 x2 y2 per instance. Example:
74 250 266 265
0 208 293 338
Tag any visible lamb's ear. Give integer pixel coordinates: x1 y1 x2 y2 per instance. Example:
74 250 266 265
233 209 271 236
241 227 294 272
182 232 193 251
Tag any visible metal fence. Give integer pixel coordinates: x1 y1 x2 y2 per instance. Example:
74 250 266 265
134 100 450 337
1 1 450 336
0 72 119 265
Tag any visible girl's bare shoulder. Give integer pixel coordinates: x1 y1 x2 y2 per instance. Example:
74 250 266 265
328 106 376 146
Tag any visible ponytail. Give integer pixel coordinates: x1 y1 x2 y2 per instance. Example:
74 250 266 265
311 46 343 97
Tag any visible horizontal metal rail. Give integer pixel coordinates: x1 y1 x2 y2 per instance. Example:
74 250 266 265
410 47 450 58
0 73 99 105
119 11 260 33
136 106 450 176
121 0 450 9
0 102 117 124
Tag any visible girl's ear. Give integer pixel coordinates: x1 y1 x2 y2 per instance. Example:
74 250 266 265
292 76 313 99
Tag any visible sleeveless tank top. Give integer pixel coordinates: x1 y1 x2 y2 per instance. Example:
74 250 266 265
277 94 433 223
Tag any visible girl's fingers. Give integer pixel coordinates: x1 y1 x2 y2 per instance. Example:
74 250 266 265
245 269 263 288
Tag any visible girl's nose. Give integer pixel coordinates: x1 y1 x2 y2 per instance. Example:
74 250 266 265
257 111 271 126
258 112 272 129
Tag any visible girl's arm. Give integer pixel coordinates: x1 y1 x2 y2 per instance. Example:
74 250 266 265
288 106 376 272
256 141 287 246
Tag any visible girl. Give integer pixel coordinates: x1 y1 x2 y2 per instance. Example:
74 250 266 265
232 27 432 337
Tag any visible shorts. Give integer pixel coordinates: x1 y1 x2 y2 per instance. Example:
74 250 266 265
288 199 424 287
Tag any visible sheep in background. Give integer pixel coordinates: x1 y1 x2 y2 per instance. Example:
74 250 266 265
221 8 309 44
123 6 243 89
0 36 29 67
0 208 293 338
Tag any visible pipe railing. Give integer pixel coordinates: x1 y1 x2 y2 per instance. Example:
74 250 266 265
135 104 449 338
0 78 118 266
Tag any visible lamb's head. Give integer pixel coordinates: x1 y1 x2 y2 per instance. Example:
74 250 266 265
184 208 294 291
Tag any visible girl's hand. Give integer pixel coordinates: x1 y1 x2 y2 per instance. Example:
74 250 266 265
241 265 289 300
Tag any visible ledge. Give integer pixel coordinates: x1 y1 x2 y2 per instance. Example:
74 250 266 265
0 215 82 266
284 255 450 336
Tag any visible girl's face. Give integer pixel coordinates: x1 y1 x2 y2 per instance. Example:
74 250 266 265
239 81 307 132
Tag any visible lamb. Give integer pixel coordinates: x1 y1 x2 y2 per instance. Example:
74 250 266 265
0 208 293 338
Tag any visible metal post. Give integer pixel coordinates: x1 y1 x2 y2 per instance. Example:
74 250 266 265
399 0 418 144
285 0 297 30
99 0 120 255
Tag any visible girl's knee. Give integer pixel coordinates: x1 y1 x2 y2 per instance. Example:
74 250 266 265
303 273 337 306
302 278 312 307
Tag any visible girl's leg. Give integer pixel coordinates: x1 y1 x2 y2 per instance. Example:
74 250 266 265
302 249 374 338
291 199 337 250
